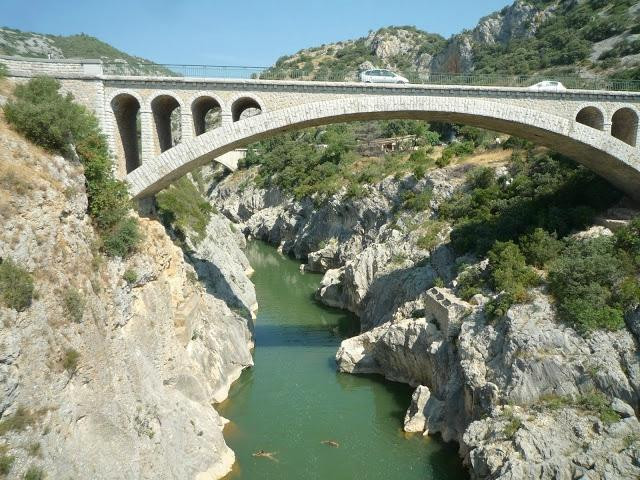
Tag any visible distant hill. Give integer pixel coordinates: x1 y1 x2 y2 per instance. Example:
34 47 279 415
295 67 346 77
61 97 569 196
265 0 640 81
0 27 155 64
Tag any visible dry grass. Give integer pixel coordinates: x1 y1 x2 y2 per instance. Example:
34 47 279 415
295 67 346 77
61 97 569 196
0 108 65 220
458 148 514 167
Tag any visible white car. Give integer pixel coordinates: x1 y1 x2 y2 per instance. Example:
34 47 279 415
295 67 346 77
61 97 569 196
360 69 409 84
528 80 567 92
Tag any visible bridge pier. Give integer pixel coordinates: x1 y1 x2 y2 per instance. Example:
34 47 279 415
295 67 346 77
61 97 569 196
181 111 194 142
221 112 233 127
140 110 155 165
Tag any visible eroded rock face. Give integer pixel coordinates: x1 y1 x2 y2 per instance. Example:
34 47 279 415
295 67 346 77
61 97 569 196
210 159 640 479
430 0 556 73
463 406 640 480
189 213 258 317
472 0 546 45
0 126 254 479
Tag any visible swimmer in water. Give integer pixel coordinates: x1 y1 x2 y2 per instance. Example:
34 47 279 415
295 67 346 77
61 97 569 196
252 450 278 461
321 440 340 448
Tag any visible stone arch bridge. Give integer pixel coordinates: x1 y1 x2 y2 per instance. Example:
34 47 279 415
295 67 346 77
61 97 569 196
3 55 640 201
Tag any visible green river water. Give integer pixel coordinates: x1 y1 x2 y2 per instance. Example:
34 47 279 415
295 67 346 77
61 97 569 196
219 241 468 480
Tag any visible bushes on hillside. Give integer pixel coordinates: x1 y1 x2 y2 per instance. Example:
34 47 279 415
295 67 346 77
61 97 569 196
3 77 140 257
519 228 563 268
548 236 636 333
472 0 629 73
4 77 97 156
440 153 622 255
0 62 7 79
0 258 34 311
156 176 214 245
440 152 640 332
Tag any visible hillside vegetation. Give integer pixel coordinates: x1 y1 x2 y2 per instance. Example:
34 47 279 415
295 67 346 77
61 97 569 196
2 77 140 257
0 27 155 64
265 0 640 81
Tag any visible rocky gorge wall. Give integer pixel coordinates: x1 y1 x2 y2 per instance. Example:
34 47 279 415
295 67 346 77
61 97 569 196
0 119 255 478
209 164 640 480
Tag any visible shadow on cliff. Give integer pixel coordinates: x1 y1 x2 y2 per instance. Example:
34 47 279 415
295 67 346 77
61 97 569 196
357 258 439 330
151 215 253 319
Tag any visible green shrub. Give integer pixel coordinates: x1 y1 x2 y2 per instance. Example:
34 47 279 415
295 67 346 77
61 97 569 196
3 77 140 258
438 141 475 166
466 167 496 190
456 265 486 301
615 217 640 267
488 241 539 301
0 454 14 474
458 126 494 147
482 241 539 318
4 77 97 157
502 136 534 151
0 63 7 79
63 288 85 323
577 392 621 424
519 228 563 268
24 466 45 480
440 153 622 255
0 258 34 311
62 348 80 372
402 189 433 211
123 269 138 284
416 221 445 251
485 292 517 319
156 177 213 245
548 237 629 333
412 164 427 179
538 391 620 423
344 183 367 199
102 217 141 258
503 417 522 438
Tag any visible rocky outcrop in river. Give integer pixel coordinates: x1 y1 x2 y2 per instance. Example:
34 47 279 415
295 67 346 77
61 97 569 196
209 162 640 479
0 122 254 478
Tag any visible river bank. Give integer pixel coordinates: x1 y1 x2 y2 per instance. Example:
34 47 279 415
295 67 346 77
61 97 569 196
219 241 467 479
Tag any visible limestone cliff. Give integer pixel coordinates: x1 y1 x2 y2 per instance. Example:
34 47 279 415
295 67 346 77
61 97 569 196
209 162 640 479
0 116 254 477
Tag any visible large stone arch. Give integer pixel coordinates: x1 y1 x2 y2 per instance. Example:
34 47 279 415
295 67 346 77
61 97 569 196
127 96 640 201
109 90 143 175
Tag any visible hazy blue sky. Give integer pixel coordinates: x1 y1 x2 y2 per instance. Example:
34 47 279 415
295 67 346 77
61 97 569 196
3 0 511 65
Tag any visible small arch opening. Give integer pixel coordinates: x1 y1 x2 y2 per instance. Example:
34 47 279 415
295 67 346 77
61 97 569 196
576 106 604 131
192 96 222 135
151 95 181 152
111 93 141 173
232 97 262 122
611 107 638 147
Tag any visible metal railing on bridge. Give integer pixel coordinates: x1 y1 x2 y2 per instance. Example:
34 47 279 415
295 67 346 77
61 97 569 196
101 62 640 92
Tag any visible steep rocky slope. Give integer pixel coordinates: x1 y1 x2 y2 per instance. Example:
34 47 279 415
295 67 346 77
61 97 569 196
209 154 640 479
0 27 155 63
268 0 640 80
0 104 254 478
